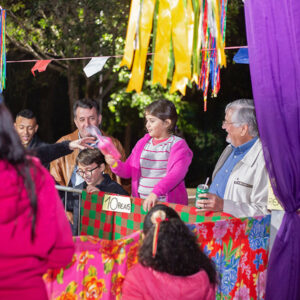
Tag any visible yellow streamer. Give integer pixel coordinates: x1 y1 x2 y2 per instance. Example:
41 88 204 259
187 0 194 58
169 0 191 95
212 0 226 67
170 72 189 95
121 0 228 102
192 0 203 83
120 0 140 68
152 0 172 87
126 0 156 93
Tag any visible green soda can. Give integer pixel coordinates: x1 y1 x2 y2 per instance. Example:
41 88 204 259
195 184 209 209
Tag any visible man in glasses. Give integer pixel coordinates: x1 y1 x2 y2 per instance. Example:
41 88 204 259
196 99 269 217
76 148 128 195
68 148 128 235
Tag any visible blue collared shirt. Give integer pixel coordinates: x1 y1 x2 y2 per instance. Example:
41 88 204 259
209 137 258 198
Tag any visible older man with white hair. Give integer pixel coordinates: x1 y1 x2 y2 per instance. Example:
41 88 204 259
197 99 269 217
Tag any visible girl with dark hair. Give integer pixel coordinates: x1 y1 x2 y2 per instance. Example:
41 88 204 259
105 99 193 211
122 204 217 299
0 103 74 300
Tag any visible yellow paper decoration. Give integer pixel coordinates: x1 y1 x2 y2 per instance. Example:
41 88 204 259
169 0 191 95
212 0 226 68
121 0 228 108
120 0 140 69
152 0 172 87
126 0 156 93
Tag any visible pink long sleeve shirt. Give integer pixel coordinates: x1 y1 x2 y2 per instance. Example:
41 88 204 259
0 158 74 300
111 134 193 205
122 263 216 300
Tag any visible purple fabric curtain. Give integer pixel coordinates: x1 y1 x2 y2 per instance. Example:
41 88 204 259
244 0 300 299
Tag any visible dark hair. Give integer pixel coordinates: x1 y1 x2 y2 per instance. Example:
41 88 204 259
139 204 217 285
76 148 105 166
0 104 37 239
16 109 36 120
73 98 100 118
145 100 178 133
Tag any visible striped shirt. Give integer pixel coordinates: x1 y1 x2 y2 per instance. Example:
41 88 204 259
138 135 182 200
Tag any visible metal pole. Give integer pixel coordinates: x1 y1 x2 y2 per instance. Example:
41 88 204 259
78 194 81 236
55 185 83 235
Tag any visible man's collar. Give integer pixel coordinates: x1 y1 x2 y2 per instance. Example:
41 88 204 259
237 138 261 167
231 137 258 155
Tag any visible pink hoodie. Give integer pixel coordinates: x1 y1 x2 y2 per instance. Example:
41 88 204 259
122 263 216 300
0 158 74 300
111 134 193 205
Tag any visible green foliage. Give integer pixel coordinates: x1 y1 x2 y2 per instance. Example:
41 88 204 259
109 67 184 123
4 0 130 89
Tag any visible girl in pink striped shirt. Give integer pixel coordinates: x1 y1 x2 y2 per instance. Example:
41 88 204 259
105 99 193 211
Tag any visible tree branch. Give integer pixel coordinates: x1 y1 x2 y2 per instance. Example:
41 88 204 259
6 9 67 70
6 34 67 73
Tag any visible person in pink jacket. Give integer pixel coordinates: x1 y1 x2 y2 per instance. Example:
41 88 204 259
122 204 217 299
0 103 74 300
105 99 193 211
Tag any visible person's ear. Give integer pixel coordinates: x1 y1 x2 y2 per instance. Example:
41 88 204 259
34 124 39 133
164 119 171 129
74 117 79 129
240 124 248 136
99 163 105 172
97 114 102 126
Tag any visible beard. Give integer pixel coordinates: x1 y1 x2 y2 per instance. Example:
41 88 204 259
226 135 231 144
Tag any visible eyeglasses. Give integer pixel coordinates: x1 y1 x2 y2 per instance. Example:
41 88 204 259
76 166 99 178
222 120 240 126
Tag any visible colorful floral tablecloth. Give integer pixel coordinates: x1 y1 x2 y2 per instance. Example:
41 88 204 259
44 215 270 299
194 215 270 299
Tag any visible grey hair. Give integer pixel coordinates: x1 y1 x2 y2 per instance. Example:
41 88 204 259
73 98 100 119
225 99 258 137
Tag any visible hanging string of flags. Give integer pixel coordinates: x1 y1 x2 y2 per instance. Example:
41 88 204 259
29 57 110 77
7 45 245 78
121 0 228 110
7 46 246 63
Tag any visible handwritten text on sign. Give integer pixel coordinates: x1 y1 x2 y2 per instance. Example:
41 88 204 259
267 180 283 210
102 194 131 213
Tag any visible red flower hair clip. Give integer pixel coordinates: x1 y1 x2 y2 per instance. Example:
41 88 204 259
151 210 169 257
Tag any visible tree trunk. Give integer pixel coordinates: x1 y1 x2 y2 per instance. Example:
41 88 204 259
67 63 79 131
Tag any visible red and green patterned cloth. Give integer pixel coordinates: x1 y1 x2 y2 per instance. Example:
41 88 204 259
45 215 270 299
80 191 232 240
